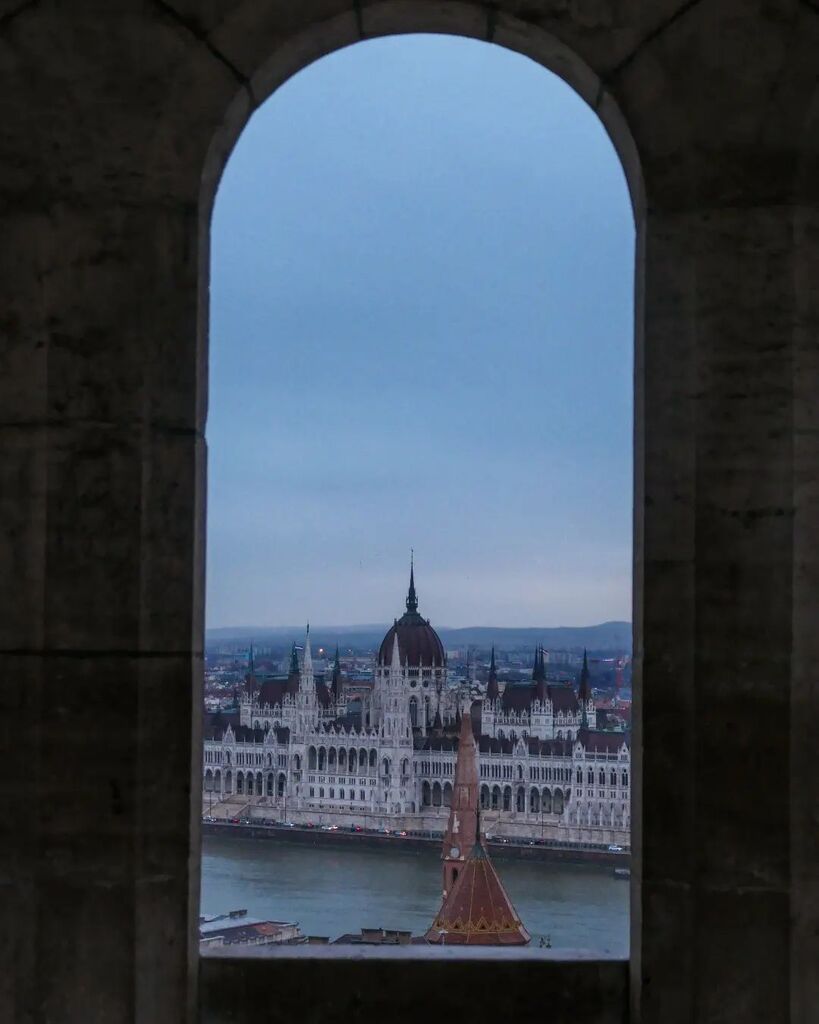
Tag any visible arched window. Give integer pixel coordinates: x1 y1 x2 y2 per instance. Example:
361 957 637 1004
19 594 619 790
503 786 512 811
480 785 490 809
530 787 540 814
266 773 273 796
338 748 347 770
422 781 431 807
318 747 326 771
542 788 553 814
349 748 357 773
292 754 301 772
516 786 525 812
369 749 377 768
553 788 564 814
432 782 442 807
328 748 337 769
224 770 232 795
308 746 317 770
491 785 501 810
443 782 452 807
236 772 244 795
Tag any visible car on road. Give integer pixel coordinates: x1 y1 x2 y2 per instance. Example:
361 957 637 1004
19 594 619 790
608 844 624 853
283 822 296 828
351 824 362 832
305 822 315 829
229 818 240 824
397 830 408 837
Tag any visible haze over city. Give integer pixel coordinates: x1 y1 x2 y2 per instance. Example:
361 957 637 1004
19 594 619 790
207 35 634 629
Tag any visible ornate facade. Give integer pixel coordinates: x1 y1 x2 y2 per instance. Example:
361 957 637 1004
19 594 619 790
202 566 631 846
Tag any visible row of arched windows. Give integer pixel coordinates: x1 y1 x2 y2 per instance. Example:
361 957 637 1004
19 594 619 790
307 746 378 772
476 784 569 815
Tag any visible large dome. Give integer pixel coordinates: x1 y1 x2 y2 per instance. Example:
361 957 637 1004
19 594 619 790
377 563 446 668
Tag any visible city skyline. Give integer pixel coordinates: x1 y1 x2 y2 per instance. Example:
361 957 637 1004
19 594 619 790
207 35 634 629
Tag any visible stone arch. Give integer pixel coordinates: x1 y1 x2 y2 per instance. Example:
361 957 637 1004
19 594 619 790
369 749 377 769
443 782 453 807
292 754 301 772
542 787 553 814
422 781 431 807
491 785 501 810
503 786 512 811
516 785 525 812
338 747 347 770
432 781 442 807
480 784 490 809
277 772 286 797
328 747 337 770
348 748 357 773
553 788 564 814
266 772 274 796
204 768 213 791
224 770 232 795
236 772 244 795
318 746 326 771
530 787 540 814
308 746 317 770
359 747 368 770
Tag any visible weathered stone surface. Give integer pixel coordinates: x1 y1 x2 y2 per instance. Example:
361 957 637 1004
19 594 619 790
0 2 817 1023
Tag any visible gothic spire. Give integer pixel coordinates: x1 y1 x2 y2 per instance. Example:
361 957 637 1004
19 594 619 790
331 644 342 701
406 550 418 614
289 641 299 676
579 648 590 728
486 644 499 702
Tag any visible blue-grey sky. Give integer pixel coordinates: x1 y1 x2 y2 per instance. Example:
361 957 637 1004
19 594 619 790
207 35 633 630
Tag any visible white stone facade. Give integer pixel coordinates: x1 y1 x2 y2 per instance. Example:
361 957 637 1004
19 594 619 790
202 594 631 848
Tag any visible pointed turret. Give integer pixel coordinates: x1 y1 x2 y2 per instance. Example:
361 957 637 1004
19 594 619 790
390 632 401 671
244 641 257 698
427 771 530 946
579 648 591 727
425 834 531 944
535 647 548 701
331 644 342 702
486 645 499 701
532 645 547 687
302 624 313 676
285 641 300 696
406 550 418 615
440 708 480 897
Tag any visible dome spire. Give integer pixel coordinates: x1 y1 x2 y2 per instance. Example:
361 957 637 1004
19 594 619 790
406 549 418 614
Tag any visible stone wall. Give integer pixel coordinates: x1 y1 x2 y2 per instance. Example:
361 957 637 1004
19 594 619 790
1 3 817 1023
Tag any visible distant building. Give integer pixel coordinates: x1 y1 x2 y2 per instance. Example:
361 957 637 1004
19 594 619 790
202 561 630 846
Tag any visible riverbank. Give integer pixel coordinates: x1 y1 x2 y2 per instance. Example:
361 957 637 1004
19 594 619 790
201 820 631 868
201 831 630 954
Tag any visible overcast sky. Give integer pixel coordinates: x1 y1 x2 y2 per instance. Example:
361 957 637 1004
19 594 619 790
206 35 634 630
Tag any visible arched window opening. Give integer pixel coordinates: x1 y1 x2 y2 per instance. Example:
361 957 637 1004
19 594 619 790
201 31 635 961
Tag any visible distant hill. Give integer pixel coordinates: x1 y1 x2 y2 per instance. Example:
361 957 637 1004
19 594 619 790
206 621 631 654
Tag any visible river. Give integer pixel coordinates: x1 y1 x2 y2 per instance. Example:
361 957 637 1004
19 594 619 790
201 833 629 955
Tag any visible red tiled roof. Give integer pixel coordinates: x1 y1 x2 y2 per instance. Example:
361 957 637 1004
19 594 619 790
425 842 530 945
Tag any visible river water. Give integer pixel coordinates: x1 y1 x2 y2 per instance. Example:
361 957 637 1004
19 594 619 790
201 834 629 955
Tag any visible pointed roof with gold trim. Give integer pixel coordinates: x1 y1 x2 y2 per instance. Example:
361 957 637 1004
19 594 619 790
425 812 531 946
